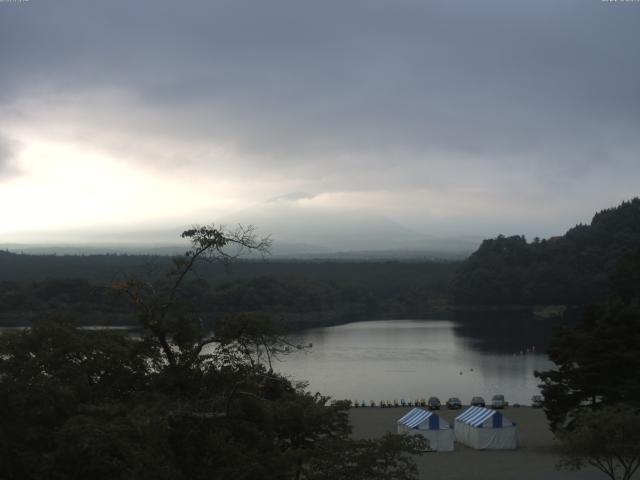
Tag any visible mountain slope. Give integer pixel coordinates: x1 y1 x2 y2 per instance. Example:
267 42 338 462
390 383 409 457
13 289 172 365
452 198 640 306
222 194 477 255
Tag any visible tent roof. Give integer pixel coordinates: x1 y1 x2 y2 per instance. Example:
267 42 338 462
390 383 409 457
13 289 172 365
397 408 440 429
455 406 513 428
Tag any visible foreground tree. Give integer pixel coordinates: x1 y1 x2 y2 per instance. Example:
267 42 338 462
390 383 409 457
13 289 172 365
117 224 274 370
535 250 640 431
0 225 424 480
557 405 640 480
303 433 427 480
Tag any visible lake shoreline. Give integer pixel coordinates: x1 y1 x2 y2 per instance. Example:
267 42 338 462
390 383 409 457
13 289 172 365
280 319 553 405
0 302 577 330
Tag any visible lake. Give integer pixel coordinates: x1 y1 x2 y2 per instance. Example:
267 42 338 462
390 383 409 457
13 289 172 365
0 315 560 406
276 318 557 406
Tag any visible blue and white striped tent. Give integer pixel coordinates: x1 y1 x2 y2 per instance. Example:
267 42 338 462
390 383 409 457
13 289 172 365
454 406 517 450
397 408 454 451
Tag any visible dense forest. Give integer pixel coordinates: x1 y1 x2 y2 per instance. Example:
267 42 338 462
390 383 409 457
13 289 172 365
4 198 639 326
0 254 457 328
452 198 640 306
0 227 426 480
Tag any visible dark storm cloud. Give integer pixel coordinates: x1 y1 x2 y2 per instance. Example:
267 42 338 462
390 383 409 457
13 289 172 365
0 0 639 231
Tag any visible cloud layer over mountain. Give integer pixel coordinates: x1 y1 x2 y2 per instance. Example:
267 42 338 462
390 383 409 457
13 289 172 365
1 0 639 244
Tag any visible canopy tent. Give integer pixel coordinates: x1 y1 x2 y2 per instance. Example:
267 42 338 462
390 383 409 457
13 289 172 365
397 408 454 452
454 406 517 450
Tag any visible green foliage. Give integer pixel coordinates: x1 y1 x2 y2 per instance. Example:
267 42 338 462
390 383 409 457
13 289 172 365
302 433 427 480
535 250 640 431
0 318 160 479
557 405 640 480
0 317 422 480
0 226 457 330
0 264 456 329
0 226 423 480
452 198 640 305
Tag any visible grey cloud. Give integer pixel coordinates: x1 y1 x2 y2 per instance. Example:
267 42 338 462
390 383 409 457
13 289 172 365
0 135 18 178
267 192 317 203
2 1 638 161
0 0 639 233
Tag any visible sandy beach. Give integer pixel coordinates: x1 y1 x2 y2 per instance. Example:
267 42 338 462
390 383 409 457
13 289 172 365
349 406 614 480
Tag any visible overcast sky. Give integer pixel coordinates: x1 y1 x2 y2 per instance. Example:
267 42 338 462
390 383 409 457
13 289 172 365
1 0 639 246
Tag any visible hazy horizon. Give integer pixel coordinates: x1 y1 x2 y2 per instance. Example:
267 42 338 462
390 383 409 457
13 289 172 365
2 195 630 257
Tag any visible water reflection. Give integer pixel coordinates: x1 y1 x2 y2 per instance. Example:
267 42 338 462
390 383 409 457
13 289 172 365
452 310 567 354
276 319 556 405
0 317 560 405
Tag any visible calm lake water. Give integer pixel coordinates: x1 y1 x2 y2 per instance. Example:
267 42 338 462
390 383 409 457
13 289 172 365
0 315 560 406
276 319 556 406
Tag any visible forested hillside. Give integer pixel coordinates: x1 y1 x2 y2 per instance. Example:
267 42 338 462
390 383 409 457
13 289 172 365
452 198 640 306
0 254 457 328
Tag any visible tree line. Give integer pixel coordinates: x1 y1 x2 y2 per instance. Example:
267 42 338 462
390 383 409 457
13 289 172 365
536 249 640 480
452 198 640 306
0 225 426 480
0 263 455 329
